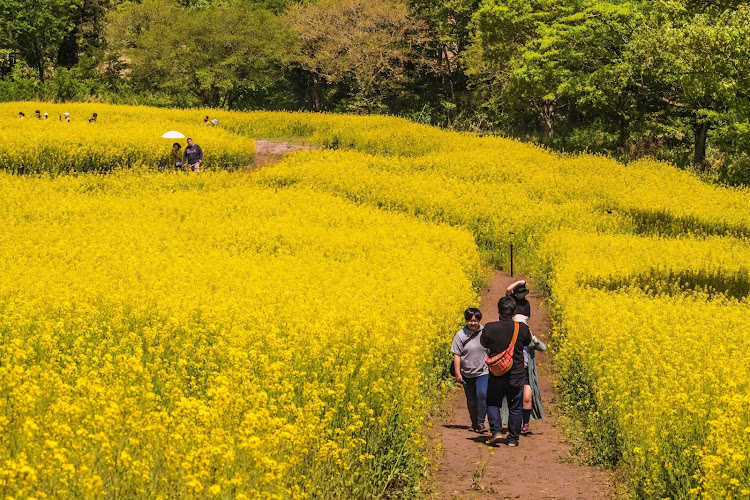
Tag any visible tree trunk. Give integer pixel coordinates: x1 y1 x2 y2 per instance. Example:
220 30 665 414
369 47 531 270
542 103 555 139
693 121 710 171
30 41 45 82
617 115 630 153
312 76 321 112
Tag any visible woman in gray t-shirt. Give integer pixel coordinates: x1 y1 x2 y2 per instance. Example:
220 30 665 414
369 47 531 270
451 307 489 433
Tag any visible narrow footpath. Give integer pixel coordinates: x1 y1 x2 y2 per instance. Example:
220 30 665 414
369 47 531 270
429 271 612 499
252 139 313 167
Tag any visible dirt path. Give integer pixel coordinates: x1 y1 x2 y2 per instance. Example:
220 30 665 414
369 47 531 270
429 271 612 499
252 139 314 167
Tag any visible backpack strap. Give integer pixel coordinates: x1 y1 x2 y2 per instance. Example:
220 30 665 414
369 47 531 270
509 321 519 349
460 327 482 350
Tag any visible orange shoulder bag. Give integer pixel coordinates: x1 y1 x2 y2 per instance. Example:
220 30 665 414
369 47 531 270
485 322 519 376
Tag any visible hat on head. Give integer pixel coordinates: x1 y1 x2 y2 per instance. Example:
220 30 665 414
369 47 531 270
63 112 69 116
512 283 529 298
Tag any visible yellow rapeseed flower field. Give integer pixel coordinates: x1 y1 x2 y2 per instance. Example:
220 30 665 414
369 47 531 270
3 102 254 172
3 102 750 498
0 168 481 497
235 112 750 498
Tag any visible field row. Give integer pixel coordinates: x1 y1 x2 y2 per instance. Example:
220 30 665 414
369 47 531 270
250 126 750 497
0 172 481 498
3 103 750 497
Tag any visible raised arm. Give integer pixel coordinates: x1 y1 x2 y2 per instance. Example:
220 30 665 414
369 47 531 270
506 280 526 296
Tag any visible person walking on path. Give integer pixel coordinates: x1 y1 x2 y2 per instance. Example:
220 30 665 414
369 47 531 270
523 328 546 433
481 296 532 446
451 307 489 434
183 138 203 172
506 280 546 434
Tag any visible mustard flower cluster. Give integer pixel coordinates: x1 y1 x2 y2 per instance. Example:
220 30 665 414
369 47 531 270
243 112 750 498
0 171 481 498
2 103 254 172
4 102 750 497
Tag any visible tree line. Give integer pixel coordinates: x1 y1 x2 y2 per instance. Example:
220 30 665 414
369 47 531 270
2 0 750 184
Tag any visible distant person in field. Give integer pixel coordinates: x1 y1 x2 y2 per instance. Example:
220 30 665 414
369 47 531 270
481 296 532 446
505 281 546 434
63 112 70 122
43 112 49 120
203 115 210 126
211 118 218 127
35 110 41 119
451 307 489 434
88 113 97 123
171 143 184 171
17 111 24 119
183 138 203 172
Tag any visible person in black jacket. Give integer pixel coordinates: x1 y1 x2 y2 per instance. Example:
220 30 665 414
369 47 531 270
480 296 532 446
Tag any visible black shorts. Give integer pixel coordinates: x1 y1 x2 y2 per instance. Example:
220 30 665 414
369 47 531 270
524 367 530 386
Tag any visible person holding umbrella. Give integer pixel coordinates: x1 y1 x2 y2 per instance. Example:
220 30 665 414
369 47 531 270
170 143 184 171
161 131 187 171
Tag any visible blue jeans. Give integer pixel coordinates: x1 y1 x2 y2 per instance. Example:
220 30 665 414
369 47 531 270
486 375 524 442
462 373 488 428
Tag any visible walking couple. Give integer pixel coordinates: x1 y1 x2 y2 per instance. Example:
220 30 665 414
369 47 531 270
450 280 546 447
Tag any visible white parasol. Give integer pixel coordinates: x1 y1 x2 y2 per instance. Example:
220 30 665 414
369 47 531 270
161 130 186 139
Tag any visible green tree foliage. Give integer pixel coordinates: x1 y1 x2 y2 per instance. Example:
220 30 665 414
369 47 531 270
106 0 293 108
0 0 82 80
464 0 750 177
3 0 750 184
406 0 480 124
285 0 431 112
627 1 750 170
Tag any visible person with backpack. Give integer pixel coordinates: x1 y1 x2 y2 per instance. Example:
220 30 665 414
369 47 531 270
481 296 532 446
451 307 488 434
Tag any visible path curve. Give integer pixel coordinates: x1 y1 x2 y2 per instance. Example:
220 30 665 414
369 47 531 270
429 271 612 499
252 139 314 167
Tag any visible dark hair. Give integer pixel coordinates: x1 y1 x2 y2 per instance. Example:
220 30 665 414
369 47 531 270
173 142 181 148
498 296 516 318
514 298 531 317
464 307 482 322
187 137 193 141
